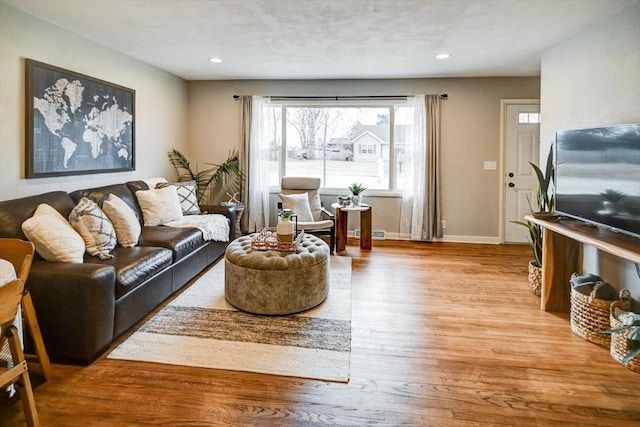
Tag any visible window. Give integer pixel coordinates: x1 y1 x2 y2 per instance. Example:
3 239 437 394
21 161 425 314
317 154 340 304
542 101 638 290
518 112 541 123
261 101 414 191
359 143 376 154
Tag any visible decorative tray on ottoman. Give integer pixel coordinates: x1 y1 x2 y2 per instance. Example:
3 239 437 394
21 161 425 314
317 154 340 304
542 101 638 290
251 227 304 252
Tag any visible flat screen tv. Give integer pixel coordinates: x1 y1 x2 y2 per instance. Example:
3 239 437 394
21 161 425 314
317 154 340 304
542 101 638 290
555 123 640 239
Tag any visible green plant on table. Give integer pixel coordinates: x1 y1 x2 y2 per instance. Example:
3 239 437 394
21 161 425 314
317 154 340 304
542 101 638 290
348 183 366 195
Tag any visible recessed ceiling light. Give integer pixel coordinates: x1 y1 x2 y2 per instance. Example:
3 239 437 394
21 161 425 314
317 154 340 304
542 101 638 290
436 53 451 60
209 57 223 63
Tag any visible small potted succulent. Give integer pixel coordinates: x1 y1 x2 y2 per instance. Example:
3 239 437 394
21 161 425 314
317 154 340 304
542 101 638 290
348 183 366 207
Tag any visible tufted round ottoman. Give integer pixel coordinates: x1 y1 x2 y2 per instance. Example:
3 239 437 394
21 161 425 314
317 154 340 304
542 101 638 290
224 233 330 315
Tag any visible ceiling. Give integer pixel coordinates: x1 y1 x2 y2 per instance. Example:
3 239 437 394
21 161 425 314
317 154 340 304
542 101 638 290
2 0 637 81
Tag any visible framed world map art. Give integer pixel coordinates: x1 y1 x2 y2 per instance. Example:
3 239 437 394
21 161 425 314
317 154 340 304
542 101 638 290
25 59 135 178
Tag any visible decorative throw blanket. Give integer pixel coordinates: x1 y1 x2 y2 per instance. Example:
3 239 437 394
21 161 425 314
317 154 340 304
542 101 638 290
165 214 230 242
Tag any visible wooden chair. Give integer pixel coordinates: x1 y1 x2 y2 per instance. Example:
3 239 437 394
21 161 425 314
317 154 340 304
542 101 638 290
0 239 51 380
0 277 40 426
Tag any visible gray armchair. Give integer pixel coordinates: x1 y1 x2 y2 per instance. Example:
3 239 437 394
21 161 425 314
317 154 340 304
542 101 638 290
277 177 335 253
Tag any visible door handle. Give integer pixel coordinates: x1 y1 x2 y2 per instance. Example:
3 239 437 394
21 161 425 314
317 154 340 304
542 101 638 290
508 172 514 178
508 182 515 188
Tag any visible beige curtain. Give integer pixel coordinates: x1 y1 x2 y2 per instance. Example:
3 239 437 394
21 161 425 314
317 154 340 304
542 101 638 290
239 96 251 233
425 95 442 240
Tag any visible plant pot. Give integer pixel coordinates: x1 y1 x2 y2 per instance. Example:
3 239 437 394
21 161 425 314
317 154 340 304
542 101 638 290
351 194 361 207
528 261 542 297
276 217 294 242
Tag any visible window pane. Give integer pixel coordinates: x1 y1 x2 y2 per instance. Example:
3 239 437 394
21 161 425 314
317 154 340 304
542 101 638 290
283 106 390 190
518 113 529 123
394 105 414 190
261 105 283 187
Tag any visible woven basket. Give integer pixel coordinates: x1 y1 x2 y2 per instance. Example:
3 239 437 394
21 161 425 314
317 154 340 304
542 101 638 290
527 261 542 297
609 301 640 374
570 287 630 347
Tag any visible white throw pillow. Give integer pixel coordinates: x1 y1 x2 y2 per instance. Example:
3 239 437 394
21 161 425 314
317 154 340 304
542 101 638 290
279 192 314 222
69 197 117 259
22 204 85 263
102 193 141 247
156 181 201 215
136 186 184 226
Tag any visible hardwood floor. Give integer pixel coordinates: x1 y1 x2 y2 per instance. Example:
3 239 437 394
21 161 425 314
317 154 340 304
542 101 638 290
2 241 639 426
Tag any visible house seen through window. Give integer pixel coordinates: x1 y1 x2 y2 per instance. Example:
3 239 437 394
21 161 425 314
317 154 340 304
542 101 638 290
261 102 416 191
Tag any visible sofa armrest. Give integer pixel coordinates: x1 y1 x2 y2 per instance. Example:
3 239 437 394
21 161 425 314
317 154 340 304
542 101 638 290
27 261 116 363
200 204 236 241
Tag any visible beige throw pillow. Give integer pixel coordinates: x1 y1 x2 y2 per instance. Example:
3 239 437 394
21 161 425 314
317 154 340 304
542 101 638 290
22 204 85 263
135 186 184 226
69 197 117 259
156 181 201 215
102 193 141 247
279 193 314 222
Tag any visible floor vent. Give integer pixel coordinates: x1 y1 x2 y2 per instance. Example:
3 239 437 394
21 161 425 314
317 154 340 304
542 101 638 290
353 229 386 240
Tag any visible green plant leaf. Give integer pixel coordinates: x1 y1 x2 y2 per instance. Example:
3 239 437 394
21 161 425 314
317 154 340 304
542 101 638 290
622 346 640 364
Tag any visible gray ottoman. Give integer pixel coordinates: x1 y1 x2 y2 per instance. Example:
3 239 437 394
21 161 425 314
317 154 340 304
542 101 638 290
224 233 330 315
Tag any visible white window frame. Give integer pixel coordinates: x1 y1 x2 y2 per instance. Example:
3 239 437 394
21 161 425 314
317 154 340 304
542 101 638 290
269 100 405 194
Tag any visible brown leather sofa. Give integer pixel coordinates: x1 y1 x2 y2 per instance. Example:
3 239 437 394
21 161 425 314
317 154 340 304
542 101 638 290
0 180 235 364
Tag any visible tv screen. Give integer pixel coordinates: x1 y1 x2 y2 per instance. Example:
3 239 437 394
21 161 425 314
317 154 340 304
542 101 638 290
555 123 640 239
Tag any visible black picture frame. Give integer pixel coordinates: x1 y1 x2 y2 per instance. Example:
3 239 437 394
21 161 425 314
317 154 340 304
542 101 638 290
25 59 135 178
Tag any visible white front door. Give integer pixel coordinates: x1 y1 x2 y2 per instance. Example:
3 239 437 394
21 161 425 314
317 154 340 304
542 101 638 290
504 104 540 243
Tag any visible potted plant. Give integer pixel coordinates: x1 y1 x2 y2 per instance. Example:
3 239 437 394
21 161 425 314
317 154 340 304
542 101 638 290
167 148 243 203
348 183 366 207
600 189 626 214
512 145 554 296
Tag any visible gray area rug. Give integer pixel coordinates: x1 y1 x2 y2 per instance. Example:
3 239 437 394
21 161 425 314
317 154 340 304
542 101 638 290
108 256 352 382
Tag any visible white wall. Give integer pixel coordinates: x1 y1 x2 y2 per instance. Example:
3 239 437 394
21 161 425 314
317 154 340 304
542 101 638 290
0 3 189 201
189 77 540 239
540 2 640 302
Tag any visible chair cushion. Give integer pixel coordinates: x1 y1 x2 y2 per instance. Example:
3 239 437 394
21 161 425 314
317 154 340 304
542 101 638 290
138 226 205 262
279 192 314 222
102 193 141 247
85 246 172 299
22 204 86 263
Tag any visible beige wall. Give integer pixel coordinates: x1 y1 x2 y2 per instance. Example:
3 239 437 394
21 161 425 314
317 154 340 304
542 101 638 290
189 77 540 239
0 4 189 201
540 2 640 300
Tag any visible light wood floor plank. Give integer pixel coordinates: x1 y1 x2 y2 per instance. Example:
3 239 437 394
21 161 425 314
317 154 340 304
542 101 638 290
2 240 639 426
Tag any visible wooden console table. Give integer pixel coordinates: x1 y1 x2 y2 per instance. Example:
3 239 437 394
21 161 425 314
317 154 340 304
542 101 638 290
525 215 640 313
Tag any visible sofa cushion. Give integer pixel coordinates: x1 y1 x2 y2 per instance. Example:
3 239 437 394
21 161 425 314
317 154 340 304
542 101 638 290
22 204 86 263
85 246 172 299
135 186 184 226
138 226 205 262
102 194 141 247
69 197 117 259
0 191 77 240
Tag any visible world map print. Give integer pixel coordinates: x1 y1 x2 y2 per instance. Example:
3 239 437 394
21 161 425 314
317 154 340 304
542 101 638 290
28 61 134 177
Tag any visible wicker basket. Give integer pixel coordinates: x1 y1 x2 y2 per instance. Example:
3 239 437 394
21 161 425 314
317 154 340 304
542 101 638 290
609 301 640 374
570 287 630 347
527 261 542 297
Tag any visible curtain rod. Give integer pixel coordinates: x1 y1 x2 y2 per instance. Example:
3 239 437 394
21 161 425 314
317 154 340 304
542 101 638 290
232 94 448 101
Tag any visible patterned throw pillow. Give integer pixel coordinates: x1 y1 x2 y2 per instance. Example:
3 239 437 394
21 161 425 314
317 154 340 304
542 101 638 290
69 197 117 259
102 193 141 247
156 181 201 215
